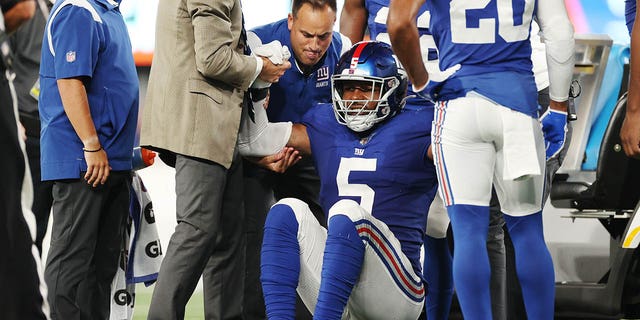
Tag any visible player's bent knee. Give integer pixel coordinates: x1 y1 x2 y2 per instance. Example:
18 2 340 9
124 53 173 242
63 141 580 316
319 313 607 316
328 199 367 223
327 213 359 236
268 198 316 230
265 203 298 232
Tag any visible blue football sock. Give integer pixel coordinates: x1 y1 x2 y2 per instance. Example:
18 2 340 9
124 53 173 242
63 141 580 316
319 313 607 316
448 204 492 320
314 214 365 320
503 212 554 320
423 235 454 320
260 204 301 320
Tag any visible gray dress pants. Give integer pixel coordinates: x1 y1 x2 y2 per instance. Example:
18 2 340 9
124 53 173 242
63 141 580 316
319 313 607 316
148 153 245 320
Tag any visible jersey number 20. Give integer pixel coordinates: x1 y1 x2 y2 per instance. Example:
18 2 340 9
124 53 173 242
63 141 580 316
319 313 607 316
450 0 535 44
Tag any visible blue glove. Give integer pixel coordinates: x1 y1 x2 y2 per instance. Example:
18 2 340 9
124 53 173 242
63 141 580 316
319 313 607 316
540 108 568 160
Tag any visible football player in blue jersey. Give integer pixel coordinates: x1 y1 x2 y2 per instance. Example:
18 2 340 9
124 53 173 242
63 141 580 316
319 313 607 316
339 2 456 319
340 1 541 319
240 40 438 320
242 1 352 318
343 2 572 319
388 1 575 319
623 0 640 159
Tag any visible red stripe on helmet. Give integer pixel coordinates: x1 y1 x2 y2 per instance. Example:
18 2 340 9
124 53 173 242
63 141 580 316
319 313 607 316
348 42 369 73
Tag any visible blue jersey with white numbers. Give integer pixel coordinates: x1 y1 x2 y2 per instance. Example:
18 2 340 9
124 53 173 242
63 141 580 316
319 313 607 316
302 104 438 275
365 0 437 108
427 0 538 117
251 19 345 123
365 0 435 62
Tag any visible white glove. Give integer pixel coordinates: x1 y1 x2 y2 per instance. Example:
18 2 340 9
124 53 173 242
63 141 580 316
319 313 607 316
253 40 291 65
424 61 460 83
413 62 460 101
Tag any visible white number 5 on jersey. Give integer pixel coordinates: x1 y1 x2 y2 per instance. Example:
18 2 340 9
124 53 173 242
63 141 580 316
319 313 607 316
336 158 377 214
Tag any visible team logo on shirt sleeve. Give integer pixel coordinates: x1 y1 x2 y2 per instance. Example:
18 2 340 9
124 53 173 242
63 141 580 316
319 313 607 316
66 51 76 63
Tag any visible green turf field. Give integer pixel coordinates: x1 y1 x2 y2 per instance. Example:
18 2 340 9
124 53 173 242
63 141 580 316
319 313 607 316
132 284 204 320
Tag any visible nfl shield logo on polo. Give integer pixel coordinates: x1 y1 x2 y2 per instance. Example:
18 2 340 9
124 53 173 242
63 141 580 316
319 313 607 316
66 51 76 63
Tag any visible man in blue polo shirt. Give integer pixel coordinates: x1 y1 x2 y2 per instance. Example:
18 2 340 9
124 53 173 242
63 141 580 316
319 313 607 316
39 0 138 318
243 0 350 318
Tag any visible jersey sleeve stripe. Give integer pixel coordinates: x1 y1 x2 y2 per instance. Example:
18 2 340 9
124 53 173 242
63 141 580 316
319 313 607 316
47 0 102 56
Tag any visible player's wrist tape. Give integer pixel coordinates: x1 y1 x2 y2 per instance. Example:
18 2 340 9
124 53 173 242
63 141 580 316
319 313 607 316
238 94 292 157
83 146 103 153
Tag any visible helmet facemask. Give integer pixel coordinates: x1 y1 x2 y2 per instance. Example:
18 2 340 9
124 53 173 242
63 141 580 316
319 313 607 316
331 41 407 133
332 75 400 132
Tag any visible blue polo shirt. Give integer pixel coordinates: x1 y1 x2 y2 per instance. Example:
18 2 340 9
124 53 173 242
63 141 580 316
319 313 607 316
39 0 139 180
250 19 348 123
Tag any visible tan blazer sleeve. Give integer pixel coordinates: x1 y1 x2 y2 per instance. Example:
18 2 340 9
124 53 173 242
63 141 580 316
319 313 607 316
187 0 257 91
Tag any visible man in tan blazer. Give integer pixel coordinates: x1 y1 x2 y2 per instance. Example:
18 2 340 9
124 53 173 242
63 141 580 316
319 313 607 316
140 0 290 318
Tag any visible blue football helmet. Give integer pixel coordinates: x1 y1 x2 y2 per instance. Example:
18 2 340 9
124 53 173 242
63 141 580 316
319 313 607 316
332 41 408 132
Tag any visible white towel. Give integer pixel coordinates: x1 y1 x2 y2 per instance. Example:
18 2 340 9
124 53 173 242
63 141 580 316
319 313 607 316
110 173 163 320
109 261 134 320
128 174 163 284
501 110 542 181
